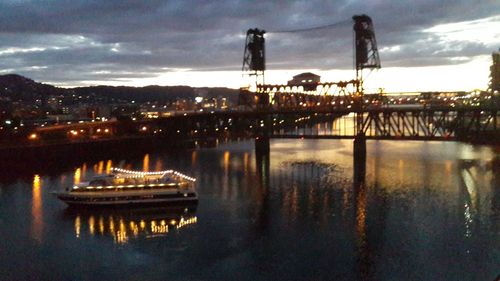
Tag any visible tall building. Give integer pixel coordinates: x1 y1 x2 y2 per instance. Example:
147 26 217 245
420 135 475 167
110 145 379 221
489 49 500 93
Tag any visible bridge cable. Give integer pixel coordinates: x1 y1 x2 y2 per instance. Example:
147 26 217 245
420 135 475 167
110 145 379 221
267 19 351 34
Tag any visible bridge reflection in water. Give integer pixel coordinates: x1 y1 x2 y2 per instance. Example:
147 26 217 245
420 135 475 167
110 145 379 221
250 140 499 280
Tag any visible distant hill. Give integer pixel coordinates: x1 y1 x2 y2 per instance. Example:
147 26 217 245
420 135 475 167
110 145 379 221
0 74 239 103
0 74 64 102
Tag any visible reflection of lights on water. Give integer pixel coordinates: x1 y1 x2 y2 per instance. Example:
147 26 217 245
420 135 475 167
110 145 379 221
132 222 139 237
398 159 405 183
143 154 149 172
105 160 113 174
115 219 128 244
74 168 81 185
109 217 115 233
74 216 81 238
464 203 473 238
88 216 95 235
462 170 477 209
72 214 197 244
99 216 105 234
191 151 197 166
31 174 43 242
243 152 249 174
151 220 169 234
116 231 128 244
222 151 230 199
97 161 104 174
356 186 367 246
82 163 87 178
155 158 163 171
223 151 230 171
444 160 452 175
177 217 197 229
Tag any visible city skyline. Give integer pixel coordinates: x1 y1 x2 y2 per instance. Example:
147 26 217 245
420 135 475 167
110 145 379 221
0 1 499 92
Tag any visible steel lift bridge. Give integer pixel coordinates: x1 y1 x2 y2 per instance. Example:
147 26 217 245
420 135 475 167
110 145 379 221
241 15 379 110
20 15 498 172
239 15 499 144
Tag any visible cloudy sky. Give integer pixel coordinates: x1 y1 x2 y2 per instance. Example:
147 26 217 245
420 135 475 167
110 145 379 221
0 0 499 92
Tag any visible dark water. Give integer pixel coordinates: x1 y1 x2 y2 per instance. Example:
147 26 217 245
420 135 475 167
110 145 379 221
0 139 498 281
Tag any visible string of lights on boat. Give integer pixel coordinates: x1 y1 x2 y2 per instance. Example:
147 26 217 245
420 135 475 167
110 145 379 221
111 167 196 182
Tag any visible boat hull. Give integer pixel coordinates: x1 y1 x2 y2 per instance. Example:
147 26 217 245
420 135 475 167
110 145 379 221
54 190 198 207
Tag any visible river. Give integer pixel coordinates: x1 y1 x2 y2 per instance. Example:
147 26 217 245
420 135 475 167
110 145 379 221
0 139 498 280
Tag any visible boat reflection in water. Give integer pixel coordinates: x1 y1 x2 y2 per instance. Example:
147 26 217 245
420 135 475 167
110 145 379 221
64 205 197 244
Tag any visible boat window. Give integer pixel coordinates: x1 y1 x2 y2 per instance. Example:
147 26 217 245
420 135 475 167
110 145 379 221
89 179 106 186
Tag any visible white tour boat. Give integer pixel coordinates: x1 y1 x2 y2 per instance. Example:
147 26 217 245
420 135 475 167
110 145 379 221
53 167 197 207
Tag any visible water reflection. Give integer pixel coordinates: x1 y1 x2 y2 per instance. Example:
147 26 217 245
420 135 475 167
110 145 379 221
64 206 197 244
81 163 87 179
155 158 163 171
105 160 112 174
73 168 81 185
31 174 43 243
272 161 349 224
191 151 197 167
143 154 149 172
94 160 104 174
457 157 498 248
2 140 498 280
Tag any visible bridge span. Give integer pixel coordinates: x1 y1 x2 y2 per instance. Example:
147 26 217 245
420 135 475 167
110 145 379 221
5 105 498 149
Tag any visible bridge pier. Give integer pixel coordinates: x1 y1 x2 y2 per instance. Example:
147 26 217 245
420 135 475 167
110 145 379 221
255 113 271 155
255 135 270 155
353 134 366 183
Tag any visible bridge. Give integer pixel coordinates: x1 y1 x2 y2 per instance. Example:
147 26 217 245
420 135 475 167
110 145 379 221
1 14 498 172
12 104 498 145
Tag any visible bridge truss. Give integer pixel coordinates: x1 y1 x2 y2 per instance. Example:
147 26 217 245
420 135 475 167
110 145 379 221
267 107 499 141
357 108 498 140
257 80 361 108
240 14 380 109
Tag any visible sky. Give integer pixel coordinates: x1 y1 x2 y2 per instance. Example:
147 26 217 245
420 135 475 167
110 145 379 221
0 0 499 92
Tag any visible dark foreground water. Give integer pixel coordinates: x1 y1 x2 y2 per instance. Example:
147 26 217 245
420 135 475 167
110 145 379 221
0 139 498 281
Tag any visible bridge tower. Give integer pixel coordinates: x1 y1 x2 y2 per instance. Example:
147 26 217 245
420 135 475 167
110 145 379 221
489 49 500 94
242 28 266 91
353 15 381 94
352 15 379 170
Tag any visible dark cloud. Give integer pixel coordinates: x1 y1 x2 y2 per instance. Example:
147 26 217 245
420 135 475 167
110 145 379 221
0 0 499 85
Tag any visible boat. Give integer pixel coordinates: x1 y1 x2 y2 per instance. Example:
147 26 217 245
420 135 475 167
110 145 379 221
53 167 197 207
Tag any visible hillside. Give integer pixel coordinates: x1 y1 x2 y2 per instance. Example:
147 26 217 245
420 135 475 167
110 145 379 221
0 74 64 102
0 74 239 103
